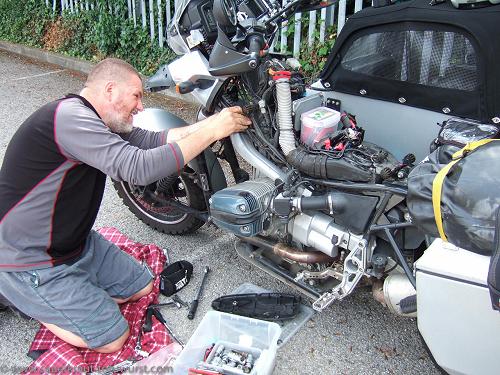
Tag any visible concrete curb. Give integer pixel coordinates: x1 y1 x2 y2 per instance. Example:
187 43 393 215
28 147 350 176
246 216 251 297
0 40 196 104
0 40 95 74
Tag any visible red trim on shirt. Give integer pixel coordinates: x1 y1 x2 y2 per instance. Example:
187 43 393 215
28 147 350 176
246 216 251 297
53 101 69 159
168 143 181 173
0 162 68 225
0 246 84 269
46 161 79 254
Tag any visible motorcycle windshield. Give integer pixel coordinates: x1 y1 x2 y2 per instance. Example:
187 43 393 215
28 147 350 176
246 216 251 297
167 0 192 55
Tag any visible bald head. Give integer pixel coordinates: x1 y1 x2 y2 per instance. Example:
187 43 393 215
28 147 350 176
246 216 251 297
85 58 141 88
80 58 144 134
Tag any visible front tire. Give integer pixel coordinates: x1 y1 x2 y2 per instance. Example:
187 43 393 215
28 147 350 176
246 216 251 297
113 175 206 235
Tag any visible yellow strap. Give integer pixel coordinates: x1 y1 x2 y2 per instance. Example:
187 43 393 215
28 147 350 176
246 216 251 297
432 139 494 242
432 159 459 241
451 138 493 159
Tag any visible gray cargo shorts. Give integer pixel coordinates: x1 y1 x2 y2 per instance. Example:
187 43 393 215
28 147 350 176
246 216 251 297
0 230 154 349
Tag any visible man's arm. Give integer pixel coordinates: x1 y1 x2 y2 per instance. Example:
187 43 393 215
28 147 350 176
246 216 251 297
56 104 250 185
125 106 247 149
166 119 208 143
121 127 166 149
174 107 251 164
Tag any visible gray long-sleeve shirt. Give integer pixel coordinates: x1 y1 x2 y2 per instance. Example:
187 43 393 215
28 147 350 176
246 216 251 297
0 94 184 271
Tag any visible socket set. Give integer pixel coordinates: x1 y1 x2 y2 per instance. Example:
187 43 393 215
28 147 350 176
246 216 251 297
202 341 262 375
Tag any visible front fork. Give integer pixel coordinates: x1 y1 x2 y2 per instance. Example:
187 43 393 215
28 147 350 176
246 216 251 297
197 106 249 185
189 151 213 210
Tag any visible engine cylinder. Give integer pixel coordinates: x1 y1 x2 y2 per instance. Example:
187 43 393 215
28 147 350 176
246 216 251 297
209 179 276 237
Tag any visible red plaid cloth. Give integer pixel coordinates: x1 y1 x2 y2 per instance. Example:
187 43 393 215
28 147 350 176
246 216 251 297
23 228 177 374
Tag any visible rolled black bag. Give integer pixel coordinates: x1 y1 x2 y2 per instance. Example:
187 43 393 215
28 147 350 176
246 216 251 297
407 139 500 255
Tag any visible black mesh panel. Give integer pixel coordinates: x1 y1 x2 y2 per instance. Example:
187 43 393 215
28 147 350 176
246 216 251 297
341 30 477 91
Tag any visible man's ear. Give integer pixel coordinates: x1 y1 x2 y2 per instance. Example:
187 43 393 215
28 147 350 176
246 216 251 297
103 81 116 101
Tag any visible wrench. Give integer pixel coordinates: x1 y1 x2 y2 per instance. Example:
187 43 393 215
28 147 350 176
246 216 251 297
188 266 210 320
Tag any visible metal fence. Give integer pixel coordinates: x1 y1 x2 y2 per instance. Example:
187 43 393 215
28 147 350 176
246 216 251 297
44 0 366 58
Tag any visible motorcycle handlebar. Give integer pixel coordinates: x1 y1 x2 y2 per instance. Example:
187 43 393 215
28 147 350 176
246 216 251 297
247 34 265 56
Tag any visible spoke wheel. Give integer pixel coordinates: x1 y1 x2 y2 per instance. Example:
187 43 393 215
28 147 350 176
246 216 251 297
113 175 206 235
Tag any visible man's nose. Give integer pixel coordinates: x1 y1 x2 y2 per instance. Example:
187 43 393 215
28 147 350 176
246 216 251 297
137 99 144 112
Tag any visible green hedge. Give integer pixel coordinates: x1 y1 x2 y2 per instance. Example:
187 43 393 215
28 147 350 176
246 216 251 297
0 0 175 75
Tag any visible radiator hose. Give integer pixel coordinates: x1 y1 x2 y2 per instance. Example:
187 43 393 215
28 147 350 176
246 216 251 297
274 71 296 156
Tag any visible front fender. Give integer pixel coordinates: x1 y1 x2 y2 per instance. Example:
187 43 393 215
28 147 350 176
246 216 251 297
132 108 227 192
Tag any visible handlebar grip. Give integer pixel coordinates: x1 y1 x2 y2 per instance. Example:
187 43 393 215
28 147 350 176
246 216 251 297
248 34 264 55
187 300 199 320
176 81 197 94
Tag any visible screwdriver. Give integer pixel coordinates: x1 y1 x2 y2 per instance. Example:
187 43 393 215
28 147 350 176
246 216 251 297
143 305 184 347
188 266 210 320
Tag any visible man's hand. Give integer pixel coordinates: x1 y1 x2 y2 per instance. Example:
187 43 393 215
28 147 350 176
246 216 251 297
204 107 251 140
174 106 251 166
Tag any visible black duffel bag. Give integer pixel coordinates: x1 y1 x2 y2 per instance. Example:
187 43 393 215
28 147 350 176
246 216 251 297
408 139 500 255
407 118 499 255
407 118 500 311
408 140 500 312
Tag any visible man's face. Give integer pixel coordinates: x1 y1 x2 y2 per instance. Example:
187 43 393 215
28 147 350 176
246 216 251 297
106 74 144 133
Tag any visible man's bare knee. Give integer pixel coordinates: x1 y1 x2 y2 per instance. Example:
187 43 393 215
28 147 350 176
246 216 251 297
94 328 130 353
42 322 88 348
129 280 153 302
113 281 153 304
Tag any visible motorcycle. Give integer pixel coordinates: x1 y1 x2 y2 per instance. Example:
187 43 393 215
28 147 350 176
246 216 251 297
114 0 500 373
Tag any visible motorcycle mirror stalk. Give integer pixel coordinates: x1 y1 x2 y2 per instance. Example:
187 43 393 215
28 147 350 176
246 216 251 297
144 64 174 93
145 63 216 95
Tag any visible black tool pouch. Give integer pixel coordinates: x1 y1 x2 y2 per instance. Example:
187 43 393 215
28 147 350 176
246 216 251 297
159 260 193 297
211 293 301 321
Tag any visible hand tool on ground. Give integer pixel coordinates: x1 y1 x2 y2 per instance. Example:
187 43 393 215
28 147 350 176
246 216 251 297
143 304 184 347
172 294 189 308
149 299 181 309
188 266 210 320
134 325 149 358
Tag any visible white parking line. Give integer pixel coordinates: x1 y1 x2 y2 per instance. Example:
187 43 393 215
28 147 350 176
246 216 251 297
11 69 66 81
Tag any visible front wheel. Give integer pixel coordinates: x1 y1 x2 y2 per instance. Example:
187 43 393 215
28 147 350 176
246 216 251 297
113 175 206 235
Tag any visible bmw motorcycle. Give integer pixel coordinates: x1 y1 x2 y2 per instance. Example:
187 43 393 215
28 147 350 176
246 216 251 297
115 0 500 373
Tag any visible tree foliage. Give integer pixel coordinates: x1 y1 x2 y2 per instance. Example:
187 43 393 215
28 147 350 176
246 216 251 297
0 0 175 75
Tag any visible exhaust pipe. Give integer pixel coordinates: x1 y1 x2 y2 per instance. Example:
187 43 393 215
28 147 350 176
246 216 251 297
372 273 417 317
240 236 335 264
229 71 294 182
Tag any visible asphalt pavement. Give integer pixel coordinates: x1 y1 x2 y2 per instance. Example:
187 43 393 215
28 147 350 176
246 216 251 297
0 49 441 375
